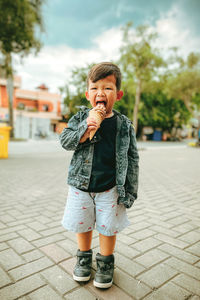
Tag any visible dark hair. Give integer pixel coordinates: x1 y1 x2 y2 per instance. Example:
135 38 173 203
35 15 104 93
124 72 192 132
87 62 122 90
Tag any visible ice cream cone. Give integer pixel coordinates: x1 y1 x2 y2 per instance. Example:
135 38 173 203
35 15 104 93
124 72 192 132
89 106 106 140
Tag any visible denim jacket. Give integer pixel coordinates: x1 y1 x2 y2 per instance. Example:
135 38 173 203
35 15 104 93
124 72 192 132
60 106 139 208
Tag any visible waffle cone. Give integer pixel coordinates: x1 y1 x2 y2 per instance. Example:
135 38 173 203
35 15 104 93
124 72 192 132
89 109 105 140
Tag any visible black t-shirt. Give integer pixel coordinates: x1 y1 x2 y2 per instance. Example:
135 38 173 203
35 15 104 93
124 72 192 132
87 112 117 192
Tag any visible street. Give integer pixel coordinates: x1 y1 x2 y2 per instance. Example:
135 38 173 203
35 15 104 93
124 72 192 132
0 140 200 299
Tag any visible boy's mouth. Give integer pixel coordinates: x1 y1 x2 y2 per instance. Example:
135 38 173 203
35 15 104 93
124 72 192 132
96 101 106 106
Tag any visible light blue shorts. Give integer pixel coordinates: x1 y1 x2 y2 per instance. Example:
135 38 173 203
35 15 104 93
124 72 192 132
62 185 130 236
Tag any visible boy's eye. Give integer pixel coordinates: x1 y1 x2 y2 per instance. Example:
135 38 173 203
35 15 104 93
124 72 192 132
106 87 112 90
91 87 97 90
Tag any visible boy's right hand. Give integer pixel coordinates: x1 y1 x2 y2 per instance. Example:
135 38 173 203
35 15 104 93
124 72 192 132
87 116 98 131
79 116 98 143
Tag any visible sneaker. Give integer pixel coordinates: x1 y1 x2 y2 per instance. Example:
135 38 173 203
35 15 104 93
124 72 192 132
93 253 114 288
73 249 92 282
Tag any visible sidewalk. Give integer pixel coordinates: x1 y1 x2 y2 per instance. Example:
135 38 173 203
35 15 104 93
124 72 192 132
0 141 199 299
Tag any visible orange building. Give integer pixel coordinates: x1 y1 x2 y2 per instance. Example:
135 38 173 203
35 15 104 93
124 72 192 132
0 76 62 139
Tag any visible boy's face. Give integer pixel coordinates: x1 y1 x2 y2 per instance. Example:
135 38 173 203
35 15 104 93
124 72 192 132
85 75 123 114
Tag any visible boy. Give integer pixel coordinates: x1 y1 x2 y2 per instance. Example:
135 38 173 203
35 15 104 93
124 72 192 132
60 62 139 288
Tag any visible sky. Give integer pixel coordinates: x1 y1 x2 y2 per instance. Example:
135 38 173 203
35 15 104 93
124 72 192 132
14 0 200 94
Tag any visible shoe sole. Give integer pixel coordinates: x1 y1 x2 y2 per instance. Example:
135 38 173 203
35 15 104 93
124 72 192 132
93 279 113 288
73 274 91 282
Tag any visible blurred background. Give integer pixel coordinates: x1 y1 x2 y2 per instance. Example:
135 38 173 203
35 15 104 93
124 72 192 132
0 0 200 144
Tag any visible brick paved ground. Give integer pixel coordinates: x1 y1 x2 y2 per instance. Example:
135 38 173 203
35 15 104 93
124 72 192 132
0 141 199 300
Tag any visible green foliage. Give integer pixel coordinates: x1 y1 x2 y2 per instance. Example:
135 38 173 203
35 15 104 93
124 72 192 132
0 0 45 137
61 64 94 120
60 23 200 136
0 0 44 75
138 91 191 132
119 22 165 132
119 23 165 82
164 52 200 112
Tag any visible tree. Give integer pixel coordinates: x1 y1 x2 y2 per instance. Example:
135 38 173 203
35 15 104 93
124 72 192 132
138 90 191 135
0 0 44 137
119 22 165 133
164 52 200 113
61 64 94 120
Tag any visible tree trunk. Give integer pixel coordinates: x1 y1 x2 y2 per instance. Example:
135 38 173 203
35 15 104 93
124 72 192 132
133 78 141 134
5 54 14 138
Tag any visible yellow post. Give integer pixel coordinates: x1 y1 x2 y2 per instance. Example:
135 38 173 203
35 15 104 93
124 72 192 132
0 124 12 158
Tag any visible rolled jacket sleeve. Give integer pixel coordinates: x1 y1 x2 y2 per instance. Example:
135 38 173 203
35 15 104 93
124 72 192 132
59 111 88 151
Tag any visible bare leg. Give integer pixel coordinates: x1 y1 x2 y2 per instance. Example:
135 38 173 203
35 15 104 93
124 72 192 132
99 233 116 256
76 231 93 251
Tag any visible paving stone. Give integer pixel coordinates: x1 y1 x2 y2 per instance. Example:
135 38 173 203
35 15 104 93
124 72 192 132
173 222 198 234
167 216 190 226
173 274 200 296
40 226 65 237
0 267 12 288
143 282 192 300
8 218 34 227
113 267 151 299
0 248 24 270
117 233 137 245
144 218 173 229
1 142 200 300
0 242 9 251
158 243 199 264
137 263 178 288
115 242 140 259
0 221 6 229
131 237 162 252
29 285 63 300
32 234 65 247
129 229 155 240
185 242 200 257
47 220 62 228
115 253 145 277
134 248 169 268
0 214 14 223
65 287 96 300
178 231 200 244
62 231 77 242
150 225 180 238
0 225 26 235
8 237 35 254
86 280 134 300
8 256 54 280
0 274 45 300
189 296 200 300
57 239 77 256
59 257 76 276
22 249 44 262
195 261 200 268
28 221 48 231
41 265 78 295
34 216 51 224
165 257 200 281
40 243 71 263
154 233 189 249
129 221 151 233
0 232 19 242
17 228 41 241
91 236 99 248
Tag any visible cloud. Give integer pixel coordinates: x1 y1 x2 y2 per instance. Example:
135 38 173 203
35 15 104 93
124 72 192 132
13 27 122 93
13 4 200 95
154 3 200 57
